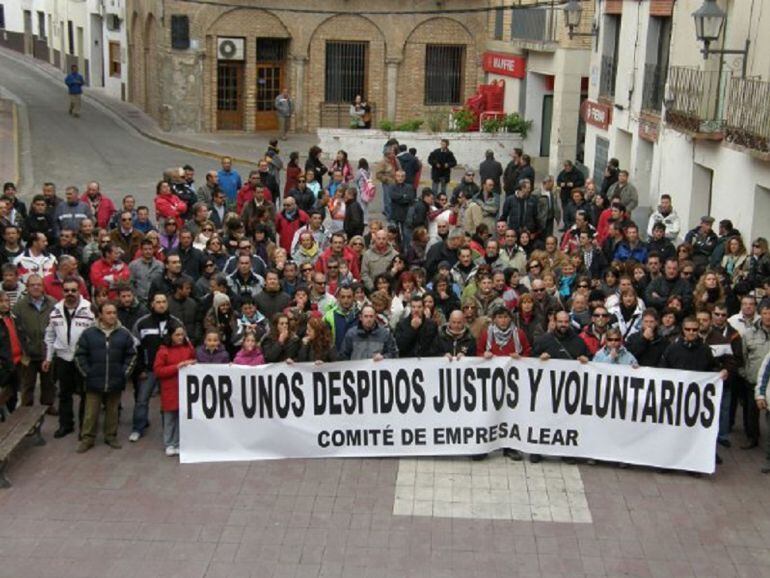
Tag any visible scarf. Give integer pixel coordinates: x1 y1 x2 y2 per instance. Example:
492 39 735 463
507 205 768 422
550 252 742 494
486 323 523 353
558 275 574 298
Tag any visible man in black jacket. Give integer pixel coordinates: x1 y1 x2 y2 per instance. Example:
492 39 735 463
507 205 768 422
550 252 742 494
389 170 416 249
427 139 457 195
436 310 477 358
395 295 438 357
397 145 420 187
130 294 183 443
425 227 464 279
645 259 692 313
534 311 590 362
502 148 523 197
501 182 539 237
556 160 585 214
479 150 503 195
626 308 667 367
410 188 433 234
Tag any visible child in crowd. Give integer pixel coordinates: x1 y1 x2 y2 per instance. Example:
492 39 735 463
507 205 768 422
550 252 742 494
196 330 231 364
233 331 265 366
153 325 196 457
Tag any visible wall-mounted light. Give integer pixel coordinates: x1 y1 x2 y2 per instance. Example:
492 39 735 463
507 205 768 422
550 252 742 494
692 0 750 78
564 0 598 40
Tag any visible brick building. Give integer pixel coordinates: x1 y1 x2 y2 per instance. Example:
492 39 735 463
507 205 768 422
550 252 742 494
125 0 489 133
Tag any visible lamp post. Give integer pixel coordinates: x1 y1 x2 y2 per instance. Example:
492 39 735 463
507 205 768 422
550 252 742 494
692 0 749 78
564 0 598 40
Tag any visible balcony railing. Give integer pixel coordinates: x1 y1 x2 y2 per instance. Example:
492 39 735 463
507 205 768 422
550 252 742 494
510 5 558 44
724 77 770 154
599 54 617 98
664 66 726 135
642 62 666 113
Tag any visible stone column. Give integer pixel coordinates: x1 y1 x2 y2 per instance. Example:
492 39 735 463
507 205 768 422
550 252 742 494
548 49 585 176
292 55 308 132
385 57 401 122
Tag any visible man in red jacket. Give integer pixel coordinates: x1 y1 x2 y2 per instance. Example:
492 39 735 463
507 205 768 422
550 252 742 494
274 196 308 254
89 243 131 300
81 181 116 229
315 232 361 280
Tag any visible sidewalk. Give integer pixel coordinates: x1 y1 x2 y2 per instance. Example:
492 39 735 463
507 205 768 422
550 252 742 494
0 98 18 184
0 46 318 167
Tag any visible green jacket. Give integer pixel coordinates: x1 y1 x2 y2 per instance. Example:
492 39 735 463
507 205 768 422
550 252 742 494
13 294 56 360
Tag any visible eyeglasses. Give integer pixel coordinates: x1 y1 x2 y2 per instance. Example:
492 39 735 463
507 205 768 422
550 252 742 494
462 305 477 310
681 271 693 276
352 241 364 246
532 288 545 293
593 313 611 318
578 284 590 289
683 327 699 333
298 179 306 183
204 263 216 268
121 217 132 222
606 338 621 342
203 227 214 232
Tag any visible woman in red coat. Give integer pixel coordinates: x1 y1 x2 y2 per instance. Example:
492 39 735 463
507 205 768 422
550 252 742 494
153 325 196 457
154 180 187 229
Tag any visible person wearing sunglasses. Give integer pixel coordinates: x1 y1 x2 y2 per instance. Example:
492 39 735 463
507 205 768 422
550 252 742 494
592 327 638 366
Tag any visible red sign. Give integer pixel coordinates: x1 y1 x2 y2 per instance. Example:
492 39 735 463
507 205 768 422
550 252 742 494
581 100 613 131
482 52 526 79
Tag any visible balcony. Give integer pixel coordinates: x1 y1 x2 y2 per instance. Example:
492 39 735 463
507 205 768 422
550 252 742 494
599 54 617 99
510 5 558 46
664 66 725 139
724 77 770 157
641 62 666 113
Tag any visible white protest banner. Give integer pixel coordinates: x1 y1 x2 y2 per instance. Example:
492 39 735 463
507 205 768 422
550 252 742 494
179 357 722 473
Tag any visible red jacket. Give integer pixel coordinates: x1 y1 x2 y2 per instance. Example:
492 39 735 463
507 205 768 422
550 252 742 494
236 184 272 213
275 209 309 254
81 193 116 229
154 193 187 228
314 246 361 280
154 342 196 412
477 327 531 357
89 258 131 299
43 272 89 301
579 326 606 357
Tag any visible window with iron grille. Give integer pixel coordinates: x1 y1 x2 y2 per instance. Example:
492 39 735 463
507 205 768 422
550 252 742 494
67 20 74 54
425 45 465 105
170 15 189 50
325 41 368 103
0 6 5 29
257 38 288 62
37 11 45 38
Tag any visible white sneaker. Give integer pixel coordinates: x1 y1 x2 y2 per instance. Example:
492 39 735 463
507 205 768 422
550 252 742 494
128 432 140 443
165 446 175 457
172 447 180 456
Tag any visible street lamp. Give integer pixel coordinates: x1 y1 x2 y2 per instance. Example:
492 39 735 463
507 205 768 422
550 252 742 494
692 0 750 78
564 0 597 40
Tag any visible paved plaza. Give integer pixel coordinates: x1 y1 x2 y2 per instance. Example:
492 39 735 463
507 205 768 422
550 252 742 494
1 395 770 578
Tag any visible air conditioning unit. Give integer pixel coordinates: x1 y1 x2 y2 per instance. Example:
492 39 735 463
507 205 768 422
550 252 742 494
105 14 121 31
217 37 244 61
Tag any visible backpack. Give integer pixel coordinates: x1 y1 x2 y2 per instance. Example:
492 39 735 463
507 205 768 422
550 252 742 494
360 179 376 203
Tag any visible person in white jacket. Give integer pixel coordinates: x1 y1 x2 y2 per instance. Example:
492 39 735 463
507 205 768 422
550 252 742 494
43 277 95 439
647 194 681 241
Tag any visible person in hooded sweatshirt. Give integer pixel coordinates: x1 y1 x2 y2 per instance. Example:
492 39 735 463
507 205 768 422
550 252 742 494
196 330 231 364
204 292 241 358
233 331 265 366
153 325 196 456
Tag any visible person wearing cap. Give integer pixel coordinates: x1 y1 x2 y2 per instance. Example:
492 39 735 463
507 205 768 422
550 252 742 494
646 194 681 242
451 169 480 205
685 216 719 275
478 150 503 195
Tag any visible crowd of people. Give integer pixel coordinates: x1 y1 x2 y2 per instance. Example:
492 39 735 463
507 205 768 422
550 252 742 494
1 137 770 471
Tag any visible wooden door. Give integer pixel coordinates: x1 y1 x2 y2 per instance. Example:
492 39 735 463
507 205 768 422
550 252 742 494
217 61 244 130
255 62 284 131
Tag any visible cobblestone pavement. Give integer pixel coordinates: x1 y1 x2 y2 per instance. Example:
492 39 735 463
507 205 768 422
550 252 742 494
1 393 770 578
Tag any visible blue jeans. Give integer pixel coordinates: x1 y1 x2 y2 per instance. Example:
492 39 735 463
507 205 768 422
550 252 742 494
432 180 448 195
718 385 731 444
132 372 157 435
382 184 394 223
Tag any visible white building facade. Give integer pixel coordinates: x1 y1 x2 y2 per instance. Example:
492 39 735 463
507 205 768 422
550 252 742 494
0 0 128 100
583 0 770 240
